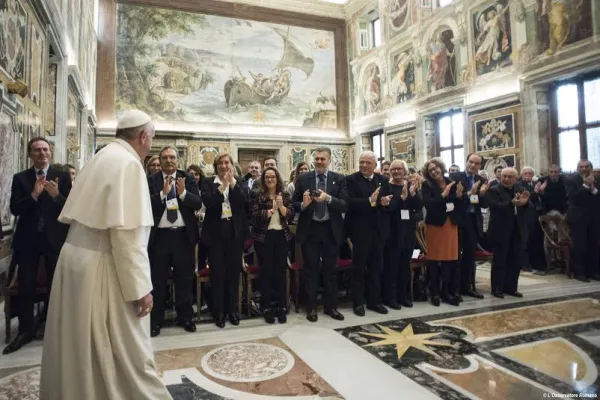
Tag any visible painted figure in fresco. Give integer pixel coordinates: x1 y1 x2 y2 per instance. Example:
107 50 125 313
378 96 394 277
427 32 455 91
391 52 411 103
541 0 578 55
364 66 381 114
475 4 510 68
390 0 409 28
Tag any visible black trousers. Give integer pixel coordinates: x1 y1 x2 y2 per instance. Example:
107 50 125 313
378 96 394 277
526 217 547 270
150 229 195 326
383 234 414 304
208 220 244 316
301 220 339 312
570 220 600 278
351 233 384 308
457 214 479 293
428 261 454 298
491 225 522 293
255 230 288 310
15 233 58 334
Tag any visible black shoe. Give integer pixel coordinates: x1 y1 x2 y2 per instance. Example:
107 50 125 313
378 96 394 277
306 310 318 322
575 276 590 283
151 326 161 337
399 300 413 308
457 295 463 303
2 333 32 355
324 308 345 321
431 296 440 306
367 305 389 314
385 302 402 310
228 313 240 326
277 308 287 324
177 320 197 333
522 266 533 272
215 315 226 328
264 309 275 324
505 291 523 298
591 275 600 281
462 290 484 299
442 296 460 306
492 290 504 299
353 305 366 317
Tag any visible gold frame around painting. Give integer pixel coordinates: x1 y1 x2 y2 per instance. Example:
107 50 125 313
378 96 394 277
468 103 522 160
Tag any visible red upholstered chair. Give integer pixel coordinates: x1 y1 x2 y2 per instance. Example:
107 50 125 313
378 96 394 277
4 259 49 343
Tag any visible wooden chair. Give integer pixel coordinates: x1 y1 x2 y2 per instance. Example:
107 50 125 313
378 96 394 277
539 214 572 277
4 259 49 343
243 239 291 317
412 221 429 300
195 244 243 322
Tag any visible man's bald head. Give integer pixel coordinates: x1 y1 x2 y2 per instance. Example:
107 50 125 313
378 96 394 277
359 151 377 177
501 167 518 188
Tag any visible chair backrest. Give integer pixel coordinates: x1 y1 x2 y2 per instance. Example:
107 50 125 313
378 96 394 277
539 214 570 246
415 221 428 255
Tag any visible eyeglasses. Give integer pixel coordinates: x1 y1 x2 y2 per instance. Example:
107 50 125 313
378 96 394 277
264 176 277 180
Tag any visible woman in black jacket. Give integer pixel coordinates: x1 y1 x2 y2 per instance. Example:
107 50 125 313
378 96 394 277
421 158 464 306
381 160 423 309
250 167 295 324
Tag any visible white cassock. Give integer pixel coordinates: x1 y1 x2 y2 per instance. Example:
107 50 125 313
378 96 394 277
40 139 172 400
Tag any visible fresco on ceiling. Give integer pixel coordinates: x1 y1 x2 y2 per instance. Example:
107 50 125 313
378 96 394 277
116 4 338 129
473 0 512 75
535 0 592 56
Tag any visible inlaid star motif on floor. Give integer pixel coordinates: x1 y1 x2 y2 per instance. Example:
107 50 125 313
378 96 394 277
359 324 453 359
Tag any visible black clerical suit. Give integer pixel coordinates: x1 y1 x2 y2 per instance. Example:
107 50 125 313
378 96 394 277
381 181 422 305
343 172 390 309
518 179 546 271
486 184 530 294
450 171 486 295
539 176 567 214
10 166 71 335
293 170 346 313
148 170 202 327
201 176 249 319
565 174 600 279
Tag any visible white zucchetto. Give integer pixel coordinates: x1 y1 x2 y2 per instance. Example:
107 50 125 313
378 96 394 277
116 110 152 129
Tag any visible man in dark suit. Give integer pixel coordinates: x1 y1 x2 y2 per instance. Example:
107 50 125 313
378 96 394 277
148 146 202 337
450 153 488 300
518 166 546 272
293 147 346 322
565 160 600 282
489 166 503 187
343 152 389 316
6 137 71 354
537 165 567 214
486 167 531 298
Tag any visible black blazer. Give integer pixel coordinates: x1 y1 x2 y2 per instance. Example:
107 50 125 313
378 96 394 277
421 177 464 227
200 176 249 245
485 184 530 247
538 176 567 214
10 167 71 252
148 170 202 246
565 174 600 224
343 172 390 241
292 170 346 246
383 181 423 248
450 171 488 235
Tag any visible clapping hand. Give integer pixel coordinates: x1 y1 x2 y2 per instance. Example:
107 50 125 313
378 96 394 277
409 181 417 196
456 181 464 198
584 174 595 188
401 180 409 200
469 180 481 196
370 186 381 204
268 199 277 218
275 193 284 209
176 177 186 196
381 194 393 207
479 182 489 195
163 176 172 195
314 189 328 203
302 189 313 208
33 174 45 199
43 178 60 198
442 181 455 198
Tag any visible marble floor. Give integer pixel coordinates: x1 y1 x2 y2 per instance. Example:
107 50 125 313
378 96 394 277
1 267 600 399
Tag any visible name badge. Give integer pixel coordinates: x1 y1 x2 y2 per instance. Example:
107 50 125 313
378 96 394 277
470 195 479 204
400 209 410 220
446 202 455 213
222 201 233 218
166 198 179 211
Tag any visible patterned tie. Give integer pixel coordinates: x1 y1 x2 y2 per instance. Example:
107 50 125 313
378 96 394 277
37 169 46 232
314 174 327 220
166 176 178 223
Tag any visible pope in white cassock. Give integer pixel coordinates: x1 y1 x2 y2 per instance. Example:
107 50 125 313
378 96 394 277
40 110 172 400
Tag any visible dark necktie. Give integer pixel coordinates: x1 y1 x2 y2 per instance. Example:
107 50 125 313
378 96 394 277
37 170 46 232
467 175 474 190
166 177 178 223
314 174 327 220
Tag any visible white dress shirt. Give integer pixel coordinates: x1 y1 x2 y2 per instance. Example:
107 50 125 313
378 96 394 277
158 172 187 228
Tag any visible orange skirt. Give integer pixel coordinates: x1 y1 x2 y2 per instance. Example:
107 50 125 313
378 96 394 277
425 218 458 261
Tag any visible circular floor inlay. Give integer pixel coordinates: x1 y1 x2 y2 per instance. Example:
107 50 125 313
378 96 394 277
201 343 295 383
0 367 40 400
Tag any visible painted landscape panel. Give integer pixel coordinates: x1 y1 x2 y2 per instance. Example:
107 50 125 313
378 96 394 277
116 4 338 129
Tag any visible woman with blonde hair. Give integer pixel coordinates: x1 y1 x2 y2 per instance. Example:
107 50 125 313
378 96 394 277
421 157 464 306
145 155 160 176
